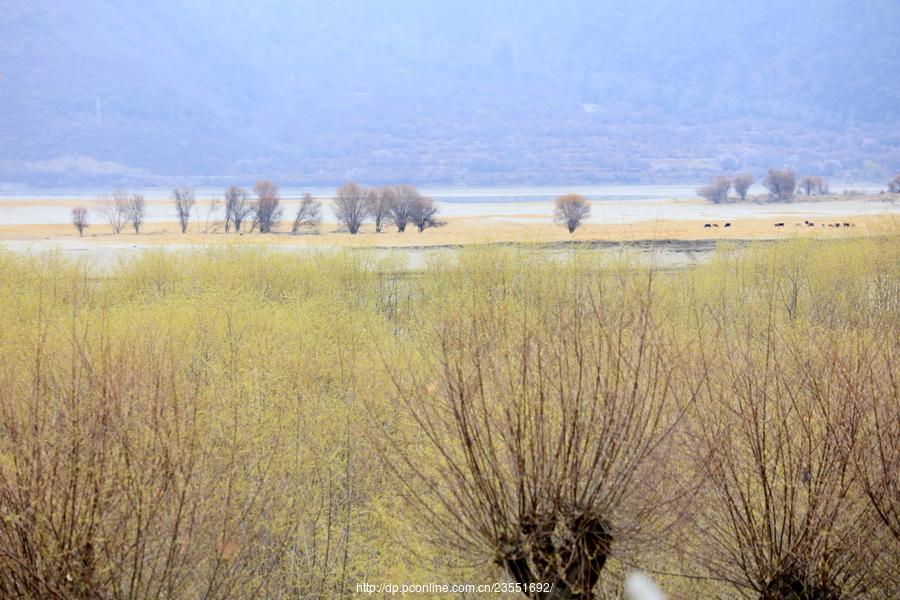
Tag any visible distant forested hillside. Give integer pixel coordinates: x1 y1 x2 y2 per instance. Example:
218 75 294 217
1 0 898 187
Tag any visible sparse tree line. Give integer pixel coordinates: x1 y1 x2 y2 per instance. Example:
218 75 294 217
70 181 443 236
697 170 832 203
74 183 594 236
68 172 899 238
699 171 900 203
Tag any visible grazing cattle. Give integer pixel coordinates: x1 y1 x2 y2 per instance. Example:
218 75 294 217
724 223 731 228
807 222 815 226
774 222 785 227
834 223 841 227
704 223 712 228
843 222 851 227
712 223 719 227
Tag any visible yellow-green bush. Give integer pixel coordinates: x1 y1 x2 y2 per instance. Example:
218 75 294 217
0 235 897 598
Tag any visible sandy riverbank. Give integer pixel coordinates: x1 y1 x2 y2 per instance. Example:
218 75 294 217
1 195 898 260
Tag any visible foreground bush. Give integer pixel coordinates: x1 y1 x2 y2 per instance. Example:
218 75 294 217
0 234 896 598
388 272 694 598
0 332 292 598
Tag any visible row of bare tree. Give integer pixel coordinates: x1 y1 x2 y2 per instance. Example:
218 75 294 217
71 181 444 236
333 182 442 234
67 172 900 238
764 170 831 200
76 186 592 237
698 170 833 203
71 189 147 236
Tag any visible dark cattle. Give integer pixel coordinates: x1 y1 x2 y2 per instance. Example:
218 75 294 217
704 223 712 228
834 223 841 227
774 222 785 227
843 222 851 227
712 223 719 227
807 222 815 226
724 223 731 228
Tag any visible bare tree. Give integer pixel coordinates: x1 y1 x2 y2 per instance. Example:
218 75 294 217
697 176 731 203
201 197 221 233
689 327 888 597
386 287 687 599
410 196 442 232
291 193 322 234
126 193 146 233
889 174 900 194
388 184 419 232
172 187 195 233
763 169 796 201
71 207 88 237
854 339 900 569
252 180 282 233
333 182 370 234
800 175 815 196
98 188 129 234
553 193 591 233
224 186 251 233
0 326 295 599
697 186 717 203
816 177 830 195
800 175 824 196
368 186 395 233
732 174 754 201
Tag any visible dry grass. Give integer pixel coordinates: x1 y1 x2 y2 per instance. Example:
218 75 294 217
1 214 898 249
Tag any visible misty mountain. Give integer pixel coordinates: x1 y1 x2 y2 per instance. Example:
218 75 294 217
1 0 899 187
